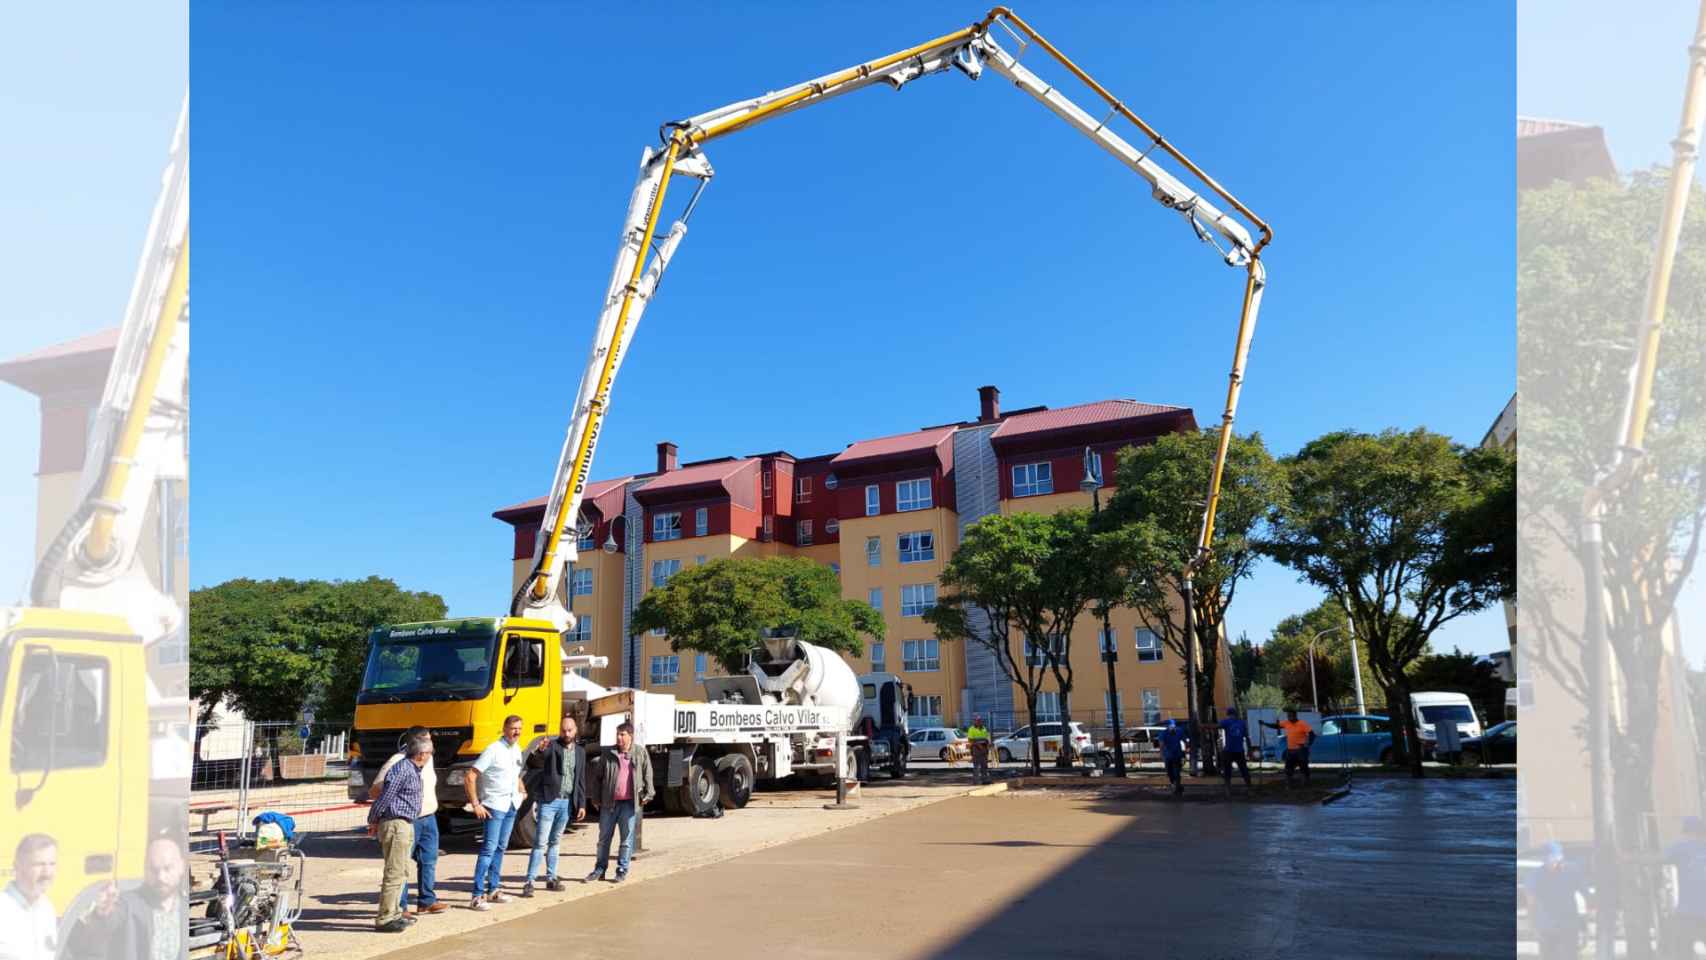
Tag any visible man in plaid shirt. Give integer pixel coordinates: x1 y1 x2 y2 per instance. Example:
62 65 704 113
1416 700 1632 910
368 732 432 932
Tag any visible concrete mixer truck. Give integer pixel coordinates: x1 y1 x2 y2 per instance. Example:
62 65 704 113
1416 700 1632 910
348 617 911 846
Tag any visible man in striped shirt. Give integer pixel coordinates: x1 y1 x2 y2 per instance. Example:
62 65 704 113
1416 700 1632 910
368 732 432 933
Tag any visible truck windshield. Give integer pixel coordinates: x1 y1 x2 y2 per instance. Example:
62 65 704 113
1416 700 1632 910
359 632 497 702
1419 704 1475 725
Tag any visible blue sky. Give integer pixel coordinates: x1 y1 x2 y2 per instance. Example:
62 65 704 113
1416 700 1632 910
193 3 1514 657
1518 0 1706 666
0 5 185 601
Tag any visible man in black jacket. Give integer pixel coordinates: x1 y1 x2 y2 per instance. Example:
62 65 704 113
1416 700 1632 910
66 835 186 960
521 713 587 896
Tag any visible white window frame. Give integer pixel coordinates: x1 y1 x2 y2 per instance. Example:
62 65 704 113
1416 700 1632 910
1141 688 1162 725
653 511 682 542
1012 462 1054 498
799 519 814 545
570 568 593 597
650 655 680 686
896 478 932 512
577 526 597 552
868 587 883 610
695 653 708 681
902 638 940 672
866 536 881 567
798 476 813 503
1036 691 1062 723
763 515 774 539
865 484 880 517
651 558 682 590
870 641 886 672
908 694 943 726
1099 626 1116 655
1025 633 1065 667
900 583 936 617
897 530 935 563
695 507 708 537
569 616 593 646
763 469 772 491
1135 628 1163 662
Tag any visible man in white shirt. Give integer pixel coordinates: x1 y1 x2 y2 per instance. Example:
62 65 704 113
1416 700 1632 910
465 714 526 910
370 725 443 915
0 834 59 960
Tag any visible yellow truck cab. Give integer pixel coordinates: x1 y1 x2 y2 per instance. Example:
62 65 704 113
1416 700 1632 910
0 606 149 920
348 617 562 830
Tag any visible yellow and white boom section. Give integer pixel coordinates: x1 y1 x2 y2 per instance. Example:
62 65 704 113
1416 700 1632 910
30 100 188 641
513 9 1270 628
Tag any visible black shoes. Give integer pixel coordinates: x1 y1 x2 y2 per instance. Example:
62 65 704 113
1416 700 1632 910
584 870 605 883
377 919 408 933
612 872 627 884
546 878 563 892
521 882 535 898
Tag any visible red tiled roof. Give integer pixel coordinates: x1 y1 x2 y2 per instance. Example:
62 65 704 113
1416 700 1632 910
492 475 631 520
990 399 1184 441
1517 116 1589 139
830 425 956 465
635 458 755 495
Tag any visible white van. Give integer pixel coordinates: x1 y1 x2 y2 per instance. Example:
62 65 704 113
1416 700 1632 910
1412 691 1482 754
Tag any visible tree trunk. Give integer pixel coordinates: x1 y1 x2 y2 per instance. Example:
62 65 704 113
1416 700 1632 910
264 727 283 783
1614 670 1662 960
1385 681 1425 778
1055 688 1075 769
1020 692 1043 776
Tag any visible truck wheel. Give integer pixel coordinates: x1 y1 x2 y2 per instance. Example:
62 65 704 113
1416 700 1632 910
855 748 871 782
678 758 721 816
891 750 908 779
716 755 754 809
998 748 1014 764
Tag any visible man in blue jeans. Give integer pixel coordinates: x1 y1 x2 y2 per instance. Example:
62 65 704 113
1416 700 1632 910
521 713 587 896
466 714 526 910
586 722 654 884
370 726 444 915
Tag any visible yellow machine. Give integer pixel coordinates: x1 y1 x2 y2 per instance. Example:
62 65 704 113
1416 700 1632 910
0 102 188 927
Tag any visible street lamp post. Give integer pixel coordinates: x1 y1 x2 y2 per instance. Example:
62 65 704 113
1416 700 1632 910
1303 625 1365 716
1082 448 1126 778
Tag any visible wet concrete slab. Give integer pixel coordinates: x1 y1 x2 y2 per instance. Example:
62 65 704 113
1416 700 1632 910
372 776 1514 960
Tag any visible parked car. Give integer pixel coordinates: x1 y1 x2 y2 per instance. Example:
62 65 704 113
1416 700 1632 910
1115 725 1166 756
908 726 969 761
1259 715 1400 765
1411 690 1483 755
1460 720 1516 766
994 722 1099 765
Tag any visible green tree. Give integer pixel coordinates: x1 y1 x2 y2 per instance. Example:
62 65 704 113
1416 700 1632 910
630 556 879 673
1229 632 1261 696
925 511 1090 774
1241 682 1286 709
1260 600 1384 709
1521 174 1706 955
1406 648 1509 728
1262 430 1515 776
1101 429 1288 746
190 577 446 768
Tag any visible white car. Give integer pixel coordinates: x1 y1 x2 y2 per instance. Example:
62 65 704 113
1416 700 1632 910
994 722 1097 764
908 726 969 761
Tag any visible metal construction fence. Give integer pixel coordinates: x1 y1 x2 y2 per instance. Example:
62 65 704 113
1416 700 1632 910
190 721 356 850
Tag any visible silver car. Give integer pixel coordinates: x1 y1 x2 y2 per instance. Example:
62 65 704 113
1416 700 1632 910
908 726 969 761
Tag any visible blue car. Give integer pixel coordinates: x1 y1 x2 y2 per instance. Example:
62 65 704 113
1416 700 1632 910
1263 714 1396 764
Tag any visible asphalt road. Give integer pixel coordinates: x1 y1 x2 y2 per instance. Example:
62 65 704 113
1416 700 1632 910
376 776 1514 960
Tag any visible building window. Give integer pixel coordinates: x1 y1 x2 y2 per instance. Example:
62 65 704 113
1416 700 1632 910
867 587 883 610
897 530 934 563
1012 462 1053 497
650 655 680 686
900 583 936 617
866 536 881 567
1036 692 1061 723
908 694 943 727
902 638 940 672
799 519 814 545
568 616 593 646
798 476 813 503
695 507 708 537
695 653 708 681
1104 691 1123 722
570 568 593 597
763 469 772 491
825 518 839 535
577 526 597 552
1099 627 1116 656
896 478 932 512
1141 688 1161 725
653 512 682 541
830 562 840 576
870 641 886 672
1025 633 1064 667
865 484 880 516
695 555 706 565
1135 628 1163 662
763 515 774 539
155 634 189 666
652 558 682 590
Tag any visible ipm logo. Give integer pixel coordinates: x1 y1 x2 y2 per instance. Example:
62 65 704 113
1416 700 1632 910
675 710 697 735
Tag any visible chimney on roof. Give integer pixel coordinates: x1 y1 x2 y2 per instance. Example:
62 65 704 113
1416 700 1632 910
978 385 1000 422
657 441 678 473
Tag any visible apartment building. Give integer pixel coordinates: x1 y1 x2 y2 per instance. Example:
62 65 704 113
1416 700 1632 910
494 386 1233 730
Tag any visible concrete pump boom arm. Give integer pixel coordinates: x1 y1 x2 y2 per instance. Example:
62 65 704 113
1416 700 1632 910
515 9 1270 630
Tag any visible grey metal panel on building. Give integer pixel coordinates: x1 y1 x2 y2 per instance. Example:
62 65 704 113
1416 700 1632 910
622 481 649 688
952 423 1012 723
